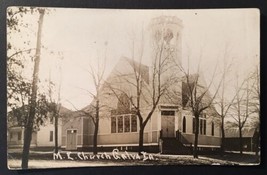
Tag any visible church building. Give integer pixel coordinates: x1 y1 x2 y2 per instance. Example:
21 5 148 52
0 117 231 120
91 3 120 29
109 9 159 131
61 16 221 153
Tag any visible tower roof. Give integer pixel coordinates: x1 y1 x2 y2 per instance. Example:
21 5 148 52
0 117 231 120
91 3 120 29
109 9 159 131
150 15 183 28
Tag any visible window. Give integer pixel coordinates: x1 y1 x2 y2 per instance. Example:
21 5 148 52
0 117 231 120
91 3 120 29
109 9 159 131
161 111 175 116
50 117 53 124
199 116 207 135
118 116 123 133
164 28 174 44
131 115 137 132
18 131 21 140
204 120 206 135
111 117 117 133
182 116 186 133
124 115 130 132
50 131 53 142
211 122 214 136
111 115 137 133
200 119 203 134
193 118 196 134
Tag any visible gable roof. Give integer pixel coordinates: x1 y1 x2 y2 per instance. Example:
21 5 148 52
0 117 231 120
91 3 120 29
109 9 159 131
8 103 72 128
225 127 256 138
121 57 149 84
58 104 73 116
79 56 150 112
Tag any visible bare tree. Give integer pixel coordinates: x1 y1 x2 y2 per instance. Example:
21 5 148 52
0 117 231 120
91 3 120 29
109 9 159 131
47 57 63 154
68 43 108 155
176 57 222 158
250 65 260 155
85 60 105 155
106 27 177 154
229 72 255 154
214 52 236 155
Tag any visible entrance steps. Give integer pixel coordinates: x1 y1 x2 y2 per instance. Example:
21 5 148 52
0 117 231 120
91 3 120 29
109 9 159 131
161 137 192 155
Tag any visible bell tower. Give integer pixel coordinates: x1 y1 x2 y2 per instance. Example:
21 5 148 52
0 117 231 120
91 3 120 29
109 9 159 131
149 16 183 77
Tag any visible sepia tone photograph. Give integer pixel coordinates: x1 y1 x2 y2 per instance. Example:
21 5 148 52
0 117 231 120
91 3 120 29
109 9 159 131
7 7 260 169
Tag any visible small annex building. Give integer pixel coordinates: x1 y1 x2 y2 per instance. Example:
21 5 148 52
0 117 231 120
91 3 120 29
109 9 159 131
224 127 259 152
7 105 71 150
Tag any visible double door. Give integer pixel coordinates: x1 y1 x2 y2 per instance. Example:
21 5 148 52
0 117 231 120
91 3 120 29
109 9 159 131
161 113 175 138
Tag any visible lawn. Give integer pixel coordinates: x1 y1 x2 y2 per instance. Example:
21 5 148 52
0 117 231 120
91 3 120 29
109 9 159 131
7 150 260 169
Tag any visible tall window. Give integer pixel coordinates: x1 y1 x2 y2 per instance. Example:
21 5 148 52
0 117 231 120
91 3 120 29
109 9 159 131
204 120 206 135
111 115 137 133
200 119 203 134
50 117 53 124
49 131 53 142
124 115 130 132
199 115 207 135
211 122 215 136
131 115 137 132
182 116 186 133
111 117 117 133
118 116 123 133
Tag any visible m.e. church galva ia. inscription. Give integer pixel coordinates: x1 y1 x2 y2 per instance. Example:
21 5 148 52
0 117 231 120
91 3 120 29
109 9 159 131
53 149 155 161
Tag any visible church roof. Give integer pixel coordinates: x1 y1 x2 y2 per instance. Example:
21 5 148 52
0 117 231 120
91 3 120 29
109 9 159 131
120 57 150 84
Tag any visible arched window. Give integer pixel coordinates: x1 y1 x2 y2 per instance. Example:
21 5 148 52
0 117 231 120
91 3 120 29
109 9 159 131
211 122 215 136
182 116 186 133
164 28 174 44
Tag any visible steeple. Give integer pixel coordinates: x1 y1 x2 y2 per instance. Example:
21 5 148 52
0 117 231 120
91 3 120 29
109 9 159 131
149 16 183 68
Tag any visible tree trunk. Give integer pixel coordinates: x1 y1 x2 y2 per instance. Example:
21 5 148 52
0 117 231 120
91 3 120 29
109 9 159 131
220 116 225 156
93 100 99 155
93 121 99 154
21 121 33 169
54 112 58 153
138 125 144 154
239 127 243 154
21 9 45 169
255 126 260 156
193 116 199 158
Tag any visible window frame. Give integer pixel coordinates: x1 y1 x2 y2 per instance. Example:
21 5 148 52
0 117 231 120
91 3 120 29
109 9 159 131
49 131 53 142
111 114 138 133
111 116 117 133
182 116 186 133
50 117 53 124
117 115 124 133
131 114 137 132
211 122 215 136
124 115 130 132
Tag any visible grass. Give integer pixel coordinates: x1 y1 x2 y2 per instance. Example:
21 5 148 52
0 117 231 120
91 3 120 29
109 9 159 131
7 150 260 169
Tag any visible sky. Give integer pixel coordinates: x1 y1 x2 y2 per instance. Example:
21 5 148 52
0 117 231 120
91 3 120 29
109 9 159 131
8 8 260 110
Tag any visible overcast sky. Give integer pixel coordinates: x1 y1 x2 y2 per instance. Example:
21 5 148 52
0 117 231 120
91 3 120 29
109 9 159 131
9 8 260 110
